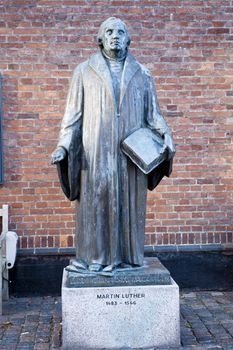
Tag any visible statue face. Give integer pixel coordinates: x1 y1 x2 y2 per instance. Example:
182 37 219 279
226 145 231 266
102 21 128 53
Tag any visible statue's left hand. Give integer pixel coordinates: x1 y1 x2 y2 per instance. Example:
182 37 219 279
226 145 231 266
51 147 67 164
164 133 176 160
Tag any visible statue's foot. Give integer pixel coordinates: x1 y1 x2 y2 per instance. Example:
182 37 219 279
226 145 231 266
119 263 133 269
72 258 88 270
103 264 115 272
88 263 103 272
118 263 142 270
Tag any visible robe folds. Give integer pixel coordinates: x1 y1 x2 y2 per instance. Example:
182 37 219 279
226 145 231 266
57 51 172 267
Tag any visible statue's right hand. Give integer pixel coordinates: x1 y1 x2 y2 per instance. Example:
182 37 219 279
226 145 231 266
51 147 66 164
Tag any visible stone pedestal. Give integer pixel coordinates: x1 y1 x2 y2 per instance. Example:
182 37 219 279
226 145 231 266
62 258 180 349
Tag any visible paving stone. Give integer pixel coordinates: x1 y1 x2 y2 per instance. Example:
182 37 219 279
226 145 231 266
0 293 233 349
198 338 216 344
17 344 34 349
34 344 50 349
211 292 224 296
181 336 199 346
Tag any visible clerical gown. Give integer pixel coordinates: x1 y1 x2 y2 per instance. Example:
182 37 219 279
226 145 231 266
57 51 172 267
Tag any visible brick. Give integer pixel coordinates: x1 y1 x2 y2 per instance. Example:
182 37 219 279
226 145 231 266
0 1 232 251
207 28 230 35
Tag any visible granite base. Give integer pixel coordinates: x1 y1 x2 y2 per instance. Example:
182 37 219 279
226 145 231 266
62 259 180 349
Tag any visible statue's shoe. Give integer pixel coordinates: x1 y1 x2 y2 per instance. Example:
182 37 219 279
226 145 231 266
119 263 133 269
88 263 103 272
102 264 115 272
72 258 88 270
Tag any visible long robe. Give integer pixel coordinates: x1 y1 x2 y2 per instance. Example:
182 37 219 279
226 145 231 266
57 51 171 267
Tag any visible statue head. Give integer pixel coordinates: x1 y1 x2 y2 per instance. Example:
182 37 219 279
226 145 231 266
97 17 131 58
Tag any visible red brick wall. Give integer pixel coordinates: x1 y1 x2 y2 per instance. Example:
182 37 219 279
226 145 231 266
0 0 233 251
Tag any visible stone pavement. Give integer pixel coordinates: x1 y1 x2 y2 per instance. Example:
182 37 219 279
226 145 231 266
1 291 233 349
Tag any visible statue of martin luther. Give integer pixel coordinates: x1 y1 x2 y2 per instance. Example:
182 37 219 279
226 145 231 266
51 17 175 273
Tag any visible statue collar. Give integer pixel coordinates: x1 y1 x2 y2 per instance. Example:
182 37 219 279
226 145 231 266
89 51 140 108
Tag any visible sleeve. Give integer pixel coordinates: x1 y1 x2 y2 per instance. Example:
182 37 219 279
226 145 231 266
143 70 174 191
144 71 171 137
57 64 84 151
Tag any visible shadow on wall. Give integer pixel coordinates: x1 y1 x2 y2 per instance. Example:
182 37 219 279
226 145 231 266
158 252 233 291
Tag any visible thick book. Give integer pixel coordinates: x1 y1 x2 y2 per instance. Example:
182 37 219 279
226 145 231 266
121 128 168 174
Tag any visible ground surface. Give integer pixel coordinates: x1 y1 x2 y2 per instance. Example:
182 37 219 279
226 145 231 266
1 291 233 349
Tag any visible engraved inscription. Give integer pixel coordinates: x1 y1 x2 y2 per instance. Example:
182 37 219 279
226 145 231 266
96 293 145 306
69 274 164 287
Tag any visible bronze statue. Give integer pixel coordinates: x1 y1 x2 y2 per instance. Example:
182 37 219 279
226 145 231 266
51 17 175 273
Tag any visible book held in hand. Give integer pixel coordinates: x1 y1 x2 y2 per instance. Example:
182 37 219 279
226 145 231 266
121 128 168 174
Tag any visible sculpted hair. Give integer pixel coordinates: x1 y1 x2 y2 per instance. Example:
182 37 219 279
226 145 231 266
97 17 131 48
